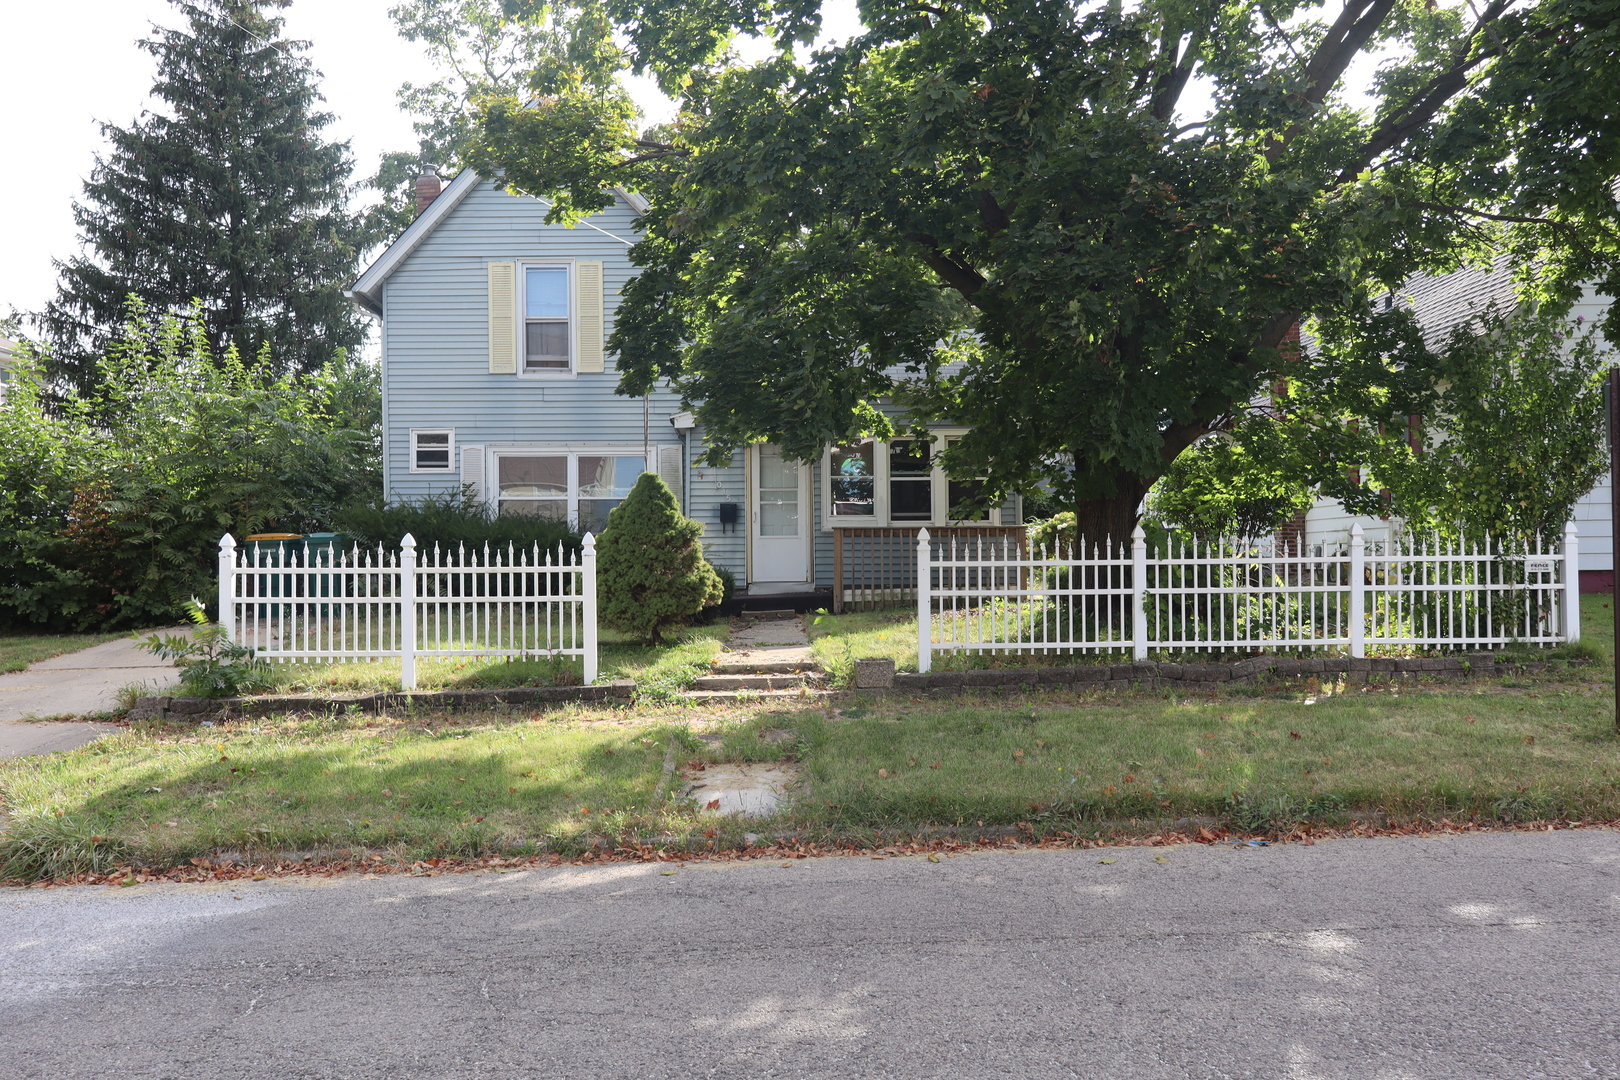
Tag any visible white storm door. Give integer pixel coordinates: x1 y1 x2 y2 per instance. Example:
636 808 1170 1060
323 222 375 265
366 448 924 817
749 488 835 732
752 445 809 583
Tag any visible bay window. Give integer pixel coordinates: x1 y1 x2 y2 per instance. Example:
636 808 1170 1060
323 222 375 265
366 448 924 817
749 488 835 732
496 450 646 530
823 433 999 527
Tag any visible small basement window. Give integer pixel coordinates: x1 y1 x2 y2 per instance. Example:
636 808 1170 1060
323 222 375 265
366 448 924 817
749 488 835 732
411 429 454 472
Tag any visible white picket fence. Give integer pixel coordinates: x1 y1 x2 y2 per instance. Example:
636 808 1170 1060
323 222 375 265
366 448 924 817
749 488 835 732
218 533 597 689
915 522 1580 672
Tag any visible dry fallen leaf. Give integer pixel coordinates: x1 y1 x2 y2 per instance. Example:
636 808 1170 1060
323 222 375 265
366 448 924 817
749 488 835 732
930 762 941 769
1154 855 1170 865
878 768 889 778
926 852 941 863
661 870 678 876
705 798 721 810
1098 858 1116 865
1289 731 1302 740
509 786 518 794
1524 735 1537 745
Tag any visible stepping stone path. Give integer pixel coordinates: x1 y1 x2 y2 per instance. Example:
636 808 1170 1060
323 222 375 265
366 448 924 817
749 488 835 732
683 611 831 702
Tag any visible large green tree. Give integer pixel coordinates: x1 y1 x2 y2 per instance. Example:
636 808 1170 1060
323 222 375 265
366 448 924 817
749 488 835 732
465 0 1620 545
39 0 369 391
1152 304 1611 544
367 0 628 245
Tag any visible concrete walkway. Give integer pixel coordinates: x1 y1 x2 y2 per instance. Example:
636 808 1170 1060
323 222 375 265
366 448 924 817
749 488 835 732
0 635 183 759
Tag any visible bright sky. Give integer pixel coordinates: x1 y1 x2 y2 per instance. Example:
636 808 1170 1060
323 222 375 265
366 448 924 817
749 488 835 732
0 0 866 328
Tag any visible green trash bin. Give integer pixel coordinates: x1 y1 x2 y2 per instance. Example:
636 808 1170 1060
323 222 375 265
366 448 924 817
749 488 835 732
243 533 304 617
301 532 347 615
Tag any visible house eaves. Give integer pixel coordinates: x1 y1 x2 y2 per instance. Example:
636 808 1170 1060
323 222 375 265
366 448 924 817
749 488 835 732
346 168 484 317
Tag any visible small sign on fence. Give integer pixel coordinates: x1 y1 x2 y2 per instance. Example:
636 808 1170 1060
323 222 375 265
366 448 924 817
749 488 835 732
1525 559 1555 575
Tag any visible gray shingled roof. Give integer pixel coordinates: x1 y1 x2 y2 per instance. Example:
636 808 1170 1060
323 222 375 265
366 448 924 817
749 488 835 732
1389 252 1521 349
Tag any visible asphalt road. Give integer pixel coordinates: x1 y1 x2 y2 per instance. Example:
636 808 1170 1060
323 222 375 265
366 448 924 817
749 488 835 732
3 831 1617 1079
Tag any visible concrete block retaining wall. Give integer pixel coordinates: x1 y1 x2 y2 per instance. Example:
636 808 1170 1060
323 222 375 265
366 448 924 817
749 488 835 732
868 653 1567 694
127 681 636 721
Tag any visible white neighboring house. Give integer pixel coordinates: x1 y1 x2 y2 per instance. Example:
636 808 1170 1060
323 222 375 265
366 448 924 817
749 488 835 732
0 336 16 401
1303 260 1614 592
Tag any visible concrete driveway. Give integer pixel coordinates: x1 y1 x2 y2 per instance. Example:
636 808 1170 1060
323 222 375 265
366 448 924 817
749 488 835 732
2 830 1616 1078
0 635 181 758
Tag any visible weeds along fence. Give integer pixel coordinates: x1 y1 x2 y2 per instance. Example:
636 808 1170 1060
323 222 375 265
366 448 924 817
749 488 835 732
916 522 1579 672
217 533 597 689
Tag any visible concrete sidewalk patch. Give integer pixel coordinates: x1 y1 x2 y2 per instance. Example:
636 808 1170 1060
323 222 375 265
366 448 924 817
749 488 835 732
0 632 184 756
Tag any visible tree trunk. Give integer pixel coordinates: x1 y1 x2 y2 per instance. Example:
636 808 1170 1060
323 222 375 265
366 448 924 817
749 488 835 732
1070 460 1154 556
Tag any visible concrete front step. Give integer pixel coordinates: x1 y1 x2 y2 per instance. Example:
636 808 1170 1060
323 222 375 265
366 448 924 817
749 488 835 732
681 688 833 702
691 673 827 691
711 661 822 675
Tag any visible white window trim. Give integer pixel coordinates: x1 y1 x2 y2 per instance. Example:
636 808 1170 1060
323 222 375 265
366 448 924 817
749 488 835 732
409 428 456 473
516 259 578 379
491 445 653 527
820 431 1001 529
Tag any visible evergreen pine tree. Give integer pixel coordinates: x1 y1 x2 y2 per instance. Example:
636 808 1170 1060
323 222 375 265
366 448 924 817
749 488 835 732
39 0 368 391
596 473 723 646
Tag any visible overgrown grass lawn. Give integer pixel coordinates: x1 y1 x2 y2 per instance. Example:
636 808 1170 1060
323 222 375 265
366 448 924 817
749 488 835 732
0 711 711 880
261 623 729 696
801 684 1620 830
0 631 131 674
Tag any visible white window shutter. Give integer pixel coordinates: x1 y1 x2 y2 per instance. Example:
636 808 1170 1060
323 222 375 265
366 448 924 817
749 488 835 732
576 260 604 372
460 445 486 503
487 262 517 373
657 444 683 504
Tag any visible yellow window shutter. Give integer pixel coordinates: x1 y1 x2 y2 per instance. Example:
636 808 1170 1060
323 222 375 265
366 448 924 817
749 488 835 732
487 262 517 374
576 260 604 372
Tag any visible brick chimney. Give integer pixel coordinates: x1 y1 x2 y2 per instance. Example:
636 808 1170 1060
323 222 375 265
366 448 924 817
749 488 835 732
414 166 444 216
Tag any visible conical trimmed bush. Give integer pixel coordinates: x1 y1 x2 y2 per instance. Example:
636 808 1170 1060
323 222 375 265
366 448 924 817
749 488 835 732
596 473 724 645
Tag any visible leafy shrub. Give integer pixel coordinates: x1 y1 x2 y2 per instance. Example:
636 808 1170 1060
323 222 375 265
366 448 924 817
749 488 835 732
0 303 379 631
708 560 737 604
332 488 579 554
139 599 272 698
597 474 724 645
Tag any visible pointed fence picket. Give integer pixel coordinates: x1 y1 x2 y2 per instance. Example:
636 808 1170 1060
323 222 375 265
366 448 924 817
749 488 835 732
218 532 598 690
916 522 1579 673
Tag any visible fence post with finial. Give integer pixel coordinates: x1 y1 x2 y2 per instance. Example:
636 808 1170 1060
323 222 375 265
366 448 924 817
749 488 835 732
1131 525 1148 660
582 533 598 685
1563 521 1580 643
218 534 236 643
1349 523 1366 658
916 529 932 674
400 533 418 691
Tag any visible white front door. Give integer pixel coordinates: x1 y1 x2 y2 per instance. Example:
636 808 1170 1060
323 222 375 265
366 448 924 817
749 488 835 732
752 444 809 584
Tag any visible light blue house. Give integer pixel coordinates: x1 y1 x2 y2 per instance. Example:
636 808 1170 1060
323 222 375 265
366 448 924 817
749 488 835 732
347 168 1020 604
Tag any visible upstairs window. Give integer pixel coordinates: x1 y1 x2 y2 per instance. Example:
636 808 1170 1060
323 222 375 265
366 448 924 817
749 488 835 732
411 429 454 472
524 267 570 371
